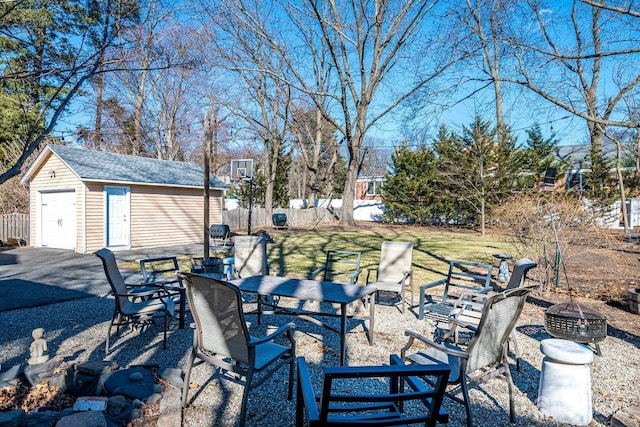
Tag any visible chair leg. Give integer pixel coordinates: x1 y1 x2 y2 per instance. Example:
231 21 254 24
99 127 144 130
503 363 516 423
239 371 254 427
460 379 474 427
287 353 295 400
509 333 521 371
181 352 196 407
295 372 304 427
105 321 113 354
105 312 118 354
162 311 169 349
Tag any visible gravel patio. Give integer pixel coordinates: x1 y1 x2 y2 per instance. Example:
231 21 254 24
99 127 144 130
1 245 639 426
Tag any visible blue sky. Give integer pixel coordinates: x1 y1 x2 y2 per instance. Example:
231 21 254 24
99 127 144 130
53 0 632 153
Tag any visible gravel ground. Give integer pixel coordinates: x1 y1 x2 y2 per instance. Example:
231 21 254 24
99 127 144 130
1 290 638 426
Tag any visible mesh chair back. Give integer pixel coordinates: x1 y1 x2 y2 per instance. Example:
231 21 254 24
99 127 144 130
95 248 134 311
377 241 413 283
466 287 530 372
234 236 268 277
504 258 538 290
183 273 251 364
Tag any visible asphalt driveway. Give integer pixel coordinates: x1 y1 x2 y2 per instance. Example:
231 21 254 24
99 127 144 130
0 244 204 312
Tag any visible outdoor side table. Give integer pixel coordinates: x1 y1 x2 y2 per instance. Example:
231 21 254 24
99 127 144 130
537 338 594 425
493 253 513 283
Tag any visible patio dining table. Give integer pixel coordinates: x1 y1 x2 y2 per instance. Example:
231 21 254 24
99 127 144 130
227 275 377 365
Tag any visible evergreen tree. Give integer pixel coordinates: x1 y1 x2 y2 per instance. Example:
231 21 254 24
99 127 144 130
490 124 521 205
434 116 502 234
583 142 616 208
431 125 467 224
519 123 561 191
381 141 436 224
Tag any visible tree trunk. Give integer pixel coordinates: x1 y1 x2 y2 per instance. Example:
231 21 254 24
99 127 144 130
94 62 104 150
340 128 364 226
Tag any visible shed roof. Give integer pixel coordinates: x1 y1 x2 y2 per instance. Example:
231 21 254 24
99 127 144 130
21 144 228 189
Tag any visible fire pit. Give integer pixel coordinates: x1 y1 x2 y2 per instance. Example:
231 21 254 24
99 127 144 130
545 301 607 355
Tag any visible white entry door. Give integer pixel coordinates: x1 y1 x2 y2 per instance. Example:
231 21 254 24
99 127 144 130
106 187 130 248
41 191 76 249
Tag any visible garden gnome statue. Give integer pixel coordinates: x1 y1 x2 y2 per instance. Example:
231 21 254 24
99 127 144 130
27 328 49 365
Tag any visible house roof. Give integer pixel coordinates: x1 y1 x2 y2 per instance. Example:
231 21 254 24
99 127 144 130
21 144 228 190
555 140 621 170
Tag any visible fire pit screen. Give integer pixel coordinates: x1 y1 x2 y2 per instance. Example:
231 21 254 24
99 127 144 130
545 301 607 355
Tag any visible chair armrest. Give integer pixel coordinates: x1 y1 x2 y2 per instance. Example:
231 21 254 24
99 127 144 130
453 290 491 312
309 266 326 280
297 357 320 424
126 282 164 290
402 329 468 359
128 281 182 298
419 278 447 291
116 288 167 299
148 278 182 287
249 322 296 346
446 315 479 333
400 270 412 284
349 268 362 285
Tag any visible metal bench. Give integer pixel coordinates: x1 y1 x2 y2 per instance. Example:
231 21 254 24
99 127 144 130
418 259 493 321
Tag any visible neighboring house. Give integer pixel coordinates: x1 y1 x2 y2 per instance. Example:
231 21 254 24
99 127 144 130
353 176 385 221
554 140 624 192
20 144 227 253
355 176 384 201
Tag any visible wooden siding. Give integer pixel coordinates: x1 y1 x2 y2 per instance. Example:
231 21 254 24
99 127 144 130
84 182 106 252
127 186 222 250
27 153 84 250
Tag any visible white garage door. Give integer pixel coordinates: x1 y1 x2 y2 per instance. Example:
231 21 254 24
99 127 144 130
41 191 76 250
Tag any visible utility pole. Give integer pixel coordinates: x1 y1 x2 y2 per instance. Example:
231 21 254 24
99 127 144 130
245 177 255 235
203 109 212 260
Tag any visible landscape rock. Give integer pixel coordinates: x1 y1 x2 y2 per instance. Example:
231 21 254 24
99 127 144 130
55 410 107 427
0 364 23 387
0 409 26 427
103 367 156 400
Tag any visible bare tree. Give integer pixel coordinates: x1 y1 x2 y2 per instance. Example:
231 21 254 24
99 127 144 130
500 0 640 226
289 102 339 204
206 3 293 225
453 0 519 136
145 20 206 160
503 1 640 143
216 0 455 226
104 0 181 156
579 0 640 18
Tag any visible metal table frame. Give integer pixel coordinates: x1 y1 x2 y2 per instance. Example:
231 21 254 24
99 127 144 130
228 275 376 365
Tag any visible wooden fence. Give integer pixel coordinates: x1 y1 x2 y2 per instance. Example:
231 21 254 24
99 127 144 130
222 207 338 231
1 213 29 244
0 208 335 245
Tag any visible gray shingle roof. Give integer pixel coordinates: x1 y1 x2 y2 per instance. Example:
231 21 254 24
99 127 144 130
48 144 227 189
555 141 620 170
